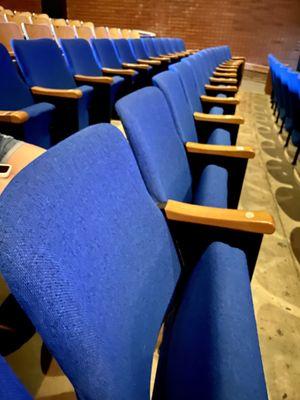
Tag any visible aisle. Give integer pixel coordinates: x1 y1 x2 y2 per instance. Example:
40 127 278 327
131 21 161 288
238 74 300 400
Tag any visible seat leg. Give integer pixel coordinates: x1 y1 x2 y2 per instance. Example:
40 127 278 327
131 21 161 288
279 117 285 134
292 147 300 166
273 104 277 116
276 111 280 123
284 131 292 148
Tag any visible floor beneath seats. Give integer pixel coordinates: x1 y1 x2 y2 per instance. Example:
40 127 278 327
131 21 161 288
1 72 300 399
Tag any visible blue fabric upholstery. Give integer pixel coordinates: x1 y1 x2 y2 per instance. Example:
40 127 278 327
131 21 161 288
0 357 32 400
12 39 77 89
153 71 230 144
0 43 54 148
60 38 103 76
170 61 203 113
193 164 228 208
158 241 268 400
113 39 140 64
60 39 125 122
90 38 124 69
141 38 160 58
129 39 149 60
153 71 198 143
116 87 193 203
12 39 93 136
0 123 180 400
206 128 231 146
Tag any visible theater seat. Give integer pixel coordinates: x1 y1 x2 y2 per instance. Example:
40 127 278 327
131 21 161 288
153 70 242 145
129 38 166 72
116 87 253 209
0 44 54 148
0 356 32 400
155 241 268 400
0 123 272 398
113 38 155 82
0 22 24 56
12 39 93 140
60 38 125 122
90 38 141 91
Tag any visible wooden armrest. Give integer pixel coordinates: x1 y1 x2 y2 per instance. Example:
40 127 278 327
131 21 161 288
185 142 254 159
213 71 237 78
102 67 136 76
122 62 149 70
0 110 29 124
216 67 237 73
74 74 113 84
205 84 238 93
31 86 82 99
232 56 246 61
200 95 240 105
210 77 238 84
138 58 161 65
149 56 170 62
164 200 275 234
194 112 244 125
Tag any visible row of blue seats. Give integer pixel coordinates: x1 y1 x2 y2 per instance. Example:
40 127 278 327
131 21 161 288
0 116 273 399
0 38 242 148
268 54 300 165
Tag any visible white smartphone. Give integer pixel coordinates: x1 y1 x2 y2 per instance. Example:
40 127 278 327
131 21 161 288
0 164 12 178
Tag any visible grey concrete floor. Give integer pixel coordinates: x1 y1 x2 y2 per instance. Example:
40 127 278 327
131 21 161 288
1 73 300 399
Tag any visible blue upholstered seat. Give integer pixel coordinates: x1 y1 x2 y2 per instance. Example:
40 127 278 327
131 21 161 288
0 124 180 399
0 123 267 399
90 38 140 89
156 241 268 400
12 39 93 139
0 43 54 148
0 357 32 400
152 70 232 145
113 39 153 84
116 86 229 207
60 38 125 122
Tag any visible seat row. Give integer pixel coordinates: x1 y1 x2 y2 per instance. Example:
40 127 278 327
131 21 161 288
0 7 150 41
0 39 242 148
0 115 273 398
268 54 300 165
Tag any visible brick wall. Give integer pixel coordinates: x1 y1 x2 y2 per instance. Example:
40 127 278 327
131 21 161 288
1 0 41 12
68 0 300 67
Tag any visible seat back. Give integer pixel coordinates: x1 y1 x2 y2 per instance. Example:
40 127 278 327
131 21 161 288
129 38 148 59
130 29 140 39
113 38 137 63
68 19 82 27
90 38 122 69
95 26 109 38
153 71 198 143
0 356 32 400
53 18 67 26
53 24 76 39
152 38 166 55
0 22 24 55
0 14 6 23
183 55 206 96
121 28 131 38
31 14 51 26
170 61 203 113
13 39 77 89
76 25 95 40
24 23 54 39
109 27 122 39
116 87 193 203
6 13 32 26
0 123 180 400
142 37 159 57
0 43 34 110
60 38 102 76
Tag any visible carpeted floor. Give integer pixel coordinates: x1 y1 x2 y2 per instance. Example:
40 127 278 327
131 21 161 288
1 71 300 399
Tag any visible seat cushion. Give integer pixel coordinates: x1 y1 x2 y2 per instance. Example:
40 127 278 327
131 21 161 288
216 93 227 98
209 105 224 115
207 128 231 145
193 164 228 208
159 241 268 399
